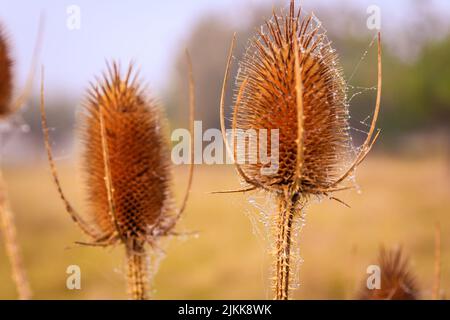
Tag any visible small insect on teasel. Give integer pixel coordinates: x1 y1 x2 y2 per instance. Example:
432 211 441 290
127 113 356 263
40 58 195 300
219 0 381 299
359 247 420 300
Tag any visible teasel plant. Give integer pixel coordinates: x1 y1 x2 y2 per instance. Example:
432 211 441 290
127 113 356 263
40 57 195 300
0 19 43 300
358 247 420 300
219 0 382 300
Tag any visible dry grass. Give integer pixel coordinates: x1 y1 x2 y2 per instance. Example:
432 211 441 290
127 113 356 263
0 154 448 299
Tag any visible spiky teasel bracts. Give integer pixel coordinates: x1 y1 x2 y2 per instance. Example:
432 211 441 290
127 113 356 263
82 63 175 245
220 0 381 299
40 60 195 300
359 247 420 300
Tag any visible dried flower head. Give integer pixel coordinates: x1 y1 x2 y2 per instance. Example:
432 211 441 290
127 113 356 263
0 27 13 116
235 12 350 194
359 247 420 300
41 60 195 299
220 0 381 300
0 20 42 117
82 62 175 246
0 23 35 300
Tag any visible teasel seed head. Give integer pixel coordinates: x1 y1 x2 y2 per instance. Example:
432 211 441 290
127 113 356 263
359 247 420 300
237 11 349 194
221 0 381 199
0 26 13 116
81 62 175 248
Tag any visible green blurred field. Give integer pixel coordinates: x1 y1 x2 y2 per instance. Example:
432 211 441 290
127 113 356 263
0 154 449 299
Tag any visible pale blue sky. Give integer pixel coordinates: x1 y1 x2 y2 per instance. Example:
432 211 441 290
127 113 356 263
1 0 449 99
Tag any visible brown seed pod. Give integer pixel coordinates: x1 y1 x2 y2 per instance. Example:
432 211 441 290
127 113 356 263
0 27 13 116
234 14 350 193
359 247 420 300
82 62 175 245
41 60 195 300
220 0 381 300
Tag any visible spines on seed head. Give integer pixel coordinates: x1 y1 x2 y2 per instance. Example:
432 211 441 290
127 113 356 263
81 62 174 246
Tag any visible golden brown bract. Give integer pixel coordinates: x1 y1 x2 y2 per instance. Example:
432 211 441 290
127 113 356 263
0 28 13 116
81 63 174 246
359 247 420 300
235 6 351 195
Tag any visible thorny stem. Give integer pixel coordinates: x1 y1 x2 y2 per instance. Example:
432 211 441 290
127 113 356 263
0 172 32 299
126 243 149 300
274 193 300 300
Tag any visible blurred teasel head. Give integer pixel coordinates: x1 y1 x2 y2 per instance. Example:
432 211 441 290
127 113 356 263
0 26 13 116
359 247 420 300
41 60 195 299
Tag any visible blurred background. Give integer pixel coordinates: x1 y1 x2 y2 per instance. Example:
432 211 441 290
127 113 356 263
0 0 449 299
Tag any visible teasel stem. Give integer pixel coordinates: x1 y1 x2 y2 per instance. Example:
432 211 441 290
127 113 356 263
274 192 300 300
126 241 149 300
432 222 441 300
0 171 32 299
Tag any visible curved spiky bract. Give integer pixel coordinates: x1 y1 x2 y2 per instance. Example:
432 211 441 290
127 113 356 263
359 248 420 300
0 27 13 116
81 63 174 246
234 5 351 195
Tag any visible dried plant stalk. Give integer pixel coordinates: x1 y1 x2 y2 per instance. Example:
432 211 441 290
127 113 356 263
126 241 149 300
0 23 40 300
0 172 32 299
220 0 381 299
41 59 194 299
359 247 419 300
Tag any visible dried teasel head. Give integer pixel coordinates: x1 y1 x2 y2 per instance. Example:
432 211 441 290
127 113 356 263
41 59 195 299
0 18 43 118
220 0 381 199
0 26 13 116
81 62 176 248
359 247 420 300
42 61 195 248
219 0 381 300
